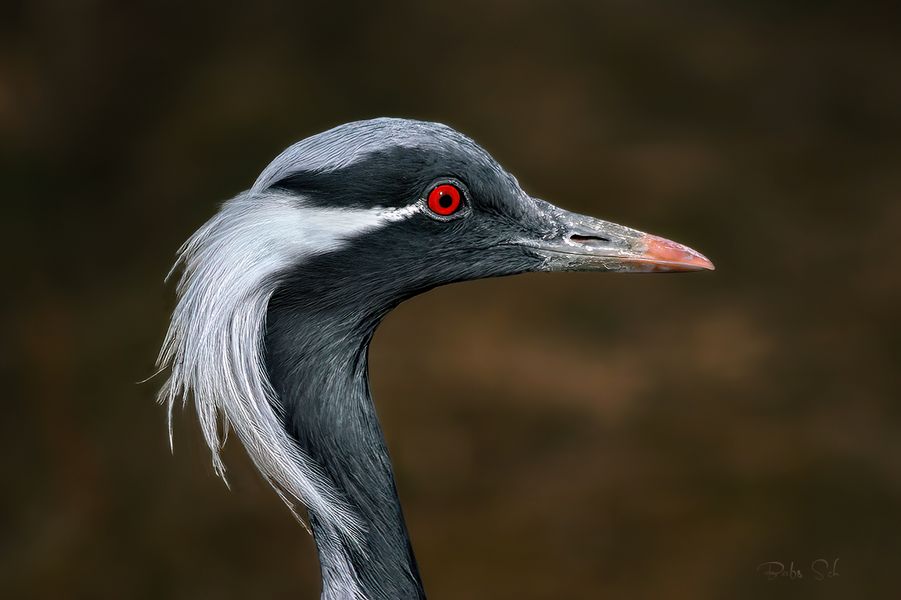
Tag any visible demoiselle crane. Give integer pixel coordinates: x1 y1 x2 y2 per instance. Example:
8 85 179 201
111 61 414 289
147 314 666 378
157 118 713 599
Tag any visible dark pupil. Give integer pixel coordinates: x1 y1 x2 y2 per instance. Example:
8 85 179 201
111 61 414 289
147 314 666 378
438 194 453 209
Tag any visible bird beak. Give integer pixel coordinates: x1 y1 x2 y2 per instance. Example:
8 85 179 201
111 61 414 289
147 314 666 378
526 201 715 273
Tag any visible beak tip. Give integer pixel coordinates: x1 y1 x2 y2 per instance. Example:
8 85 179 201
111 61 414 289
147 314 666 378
690 251 716 272
641 234 715 273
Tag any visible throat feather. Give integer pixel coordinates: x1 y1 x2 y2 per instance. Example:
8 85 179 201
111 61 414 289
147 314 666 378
264 291 425 600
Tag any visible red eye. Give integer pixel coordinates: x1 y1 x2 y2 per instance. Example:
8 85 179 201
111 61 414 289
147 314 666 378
427 184 462 216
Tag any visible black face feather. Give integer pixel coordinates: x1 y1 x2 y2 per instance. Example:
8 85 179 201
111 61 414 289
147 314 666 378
266 142 552 313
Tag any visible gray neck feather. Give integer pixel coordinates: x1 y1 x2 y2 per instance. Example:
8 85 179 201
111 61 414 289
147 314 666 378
265 286 425 600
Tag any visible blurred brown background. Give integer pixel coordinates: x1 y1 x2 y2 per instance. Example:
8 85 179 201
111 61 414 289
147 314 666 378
3 1 900 598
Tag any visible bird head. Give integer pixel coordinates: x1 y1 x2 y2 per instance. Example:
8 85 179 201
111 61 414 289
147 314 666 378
248 118 712 318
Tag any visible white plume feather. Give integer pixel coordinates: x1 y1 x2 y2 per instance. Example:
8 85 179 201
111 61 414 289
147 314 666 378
157 191 409 545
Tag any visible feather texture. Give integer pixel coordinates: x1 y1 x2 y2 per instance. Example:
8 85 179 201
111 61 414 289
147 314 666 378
156 191 413 548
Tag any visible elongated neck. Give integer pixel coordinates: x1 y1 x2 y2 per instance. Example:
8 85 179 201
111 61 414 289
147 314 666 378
264 291 425 600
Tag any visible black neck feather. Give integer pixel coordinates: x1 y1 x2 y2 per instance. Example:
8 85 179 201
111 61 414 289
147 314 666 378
264 259 426 600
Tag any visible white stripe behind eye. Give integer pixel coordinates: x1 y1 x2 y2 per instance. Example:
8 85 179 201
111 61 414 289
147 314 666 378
156 190 420 555
379 201 425 222
262 194 420 255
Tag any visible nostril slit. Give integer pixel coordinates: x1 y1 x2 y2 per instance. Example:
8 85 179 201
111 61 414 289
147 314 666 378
570 234 610 243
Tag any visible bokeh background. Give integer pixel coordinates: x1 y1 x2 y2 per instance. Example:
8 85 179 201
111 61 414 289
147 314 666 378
4 1 900 598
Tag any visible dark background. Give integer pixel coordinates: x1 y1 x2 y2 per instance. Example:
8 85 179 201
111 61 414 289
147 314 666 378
4 1 900 598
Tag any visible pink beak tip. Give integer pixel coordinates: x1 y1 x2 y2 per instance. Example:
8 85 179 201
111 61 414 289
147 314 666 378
640 234 716 272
